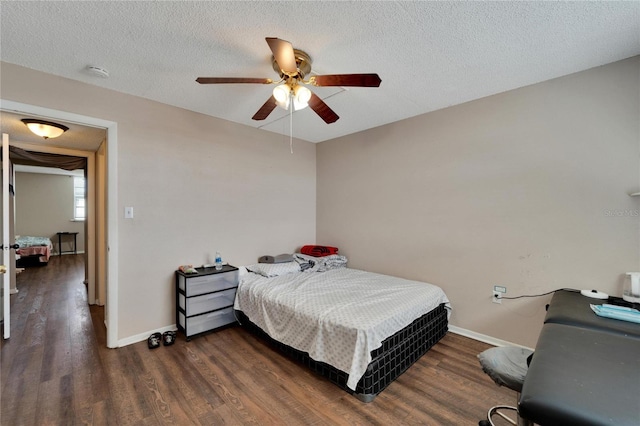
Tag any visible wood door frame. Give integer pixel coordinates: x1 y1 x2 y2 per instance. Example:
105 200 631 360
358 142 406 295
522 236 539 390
1 100 119 348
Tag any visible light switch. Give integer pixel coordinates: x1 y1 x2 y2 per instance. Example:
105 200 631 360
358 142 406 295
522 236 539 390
124 206 134 219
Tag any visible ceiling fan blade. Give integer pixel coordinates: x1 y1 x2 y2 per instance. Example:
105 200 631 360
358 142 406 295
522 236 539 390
308 92 339 124
266 37 298 76
310 74 381 87
196 77 273 84
252 96 277 121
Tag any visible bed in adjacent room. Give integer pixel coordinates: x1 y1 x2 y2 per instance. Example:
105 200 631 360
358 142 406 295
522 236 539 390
16 235 53 266
234 253 451 402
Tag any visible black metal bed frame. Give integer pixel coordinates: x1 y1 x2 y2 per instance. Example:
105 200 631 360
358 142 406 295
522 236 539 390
235 303 448 402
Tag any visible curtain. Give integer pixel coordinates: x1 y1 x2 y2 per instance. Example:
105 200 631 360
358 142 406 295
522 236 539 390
0 145 87 196
5 145 87 170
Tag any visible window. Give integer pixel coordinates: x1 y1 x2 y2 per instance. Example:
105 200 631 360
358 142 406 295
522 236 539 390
74 176 86 220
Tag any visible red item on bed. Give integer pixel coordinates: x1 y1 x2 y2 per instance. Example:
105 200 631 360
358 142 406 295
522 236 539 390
300 245 339 257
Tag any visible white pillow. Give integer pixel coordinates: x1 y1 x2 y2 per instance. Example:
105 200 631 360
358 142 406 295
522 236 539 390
245 261 301 277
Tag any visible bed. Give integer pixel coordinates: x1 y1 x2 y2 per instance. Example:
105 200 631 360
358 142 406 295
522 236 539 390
16 235 53 266
233 254 451 402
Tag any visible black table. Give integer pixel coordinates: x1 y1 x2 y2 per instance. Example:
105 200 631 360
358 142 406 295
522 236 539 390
519 290 640 425
57 232 79 256
544 289 640 338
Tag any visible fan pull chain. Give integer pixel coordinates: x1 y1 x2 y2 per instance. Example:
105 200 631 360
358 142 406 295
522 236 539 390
289 93 294 154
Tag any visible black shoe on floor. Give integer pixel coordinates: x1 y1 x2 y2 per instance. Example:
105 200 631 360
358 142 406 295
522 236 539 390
148 332 161 349
162 331 176 346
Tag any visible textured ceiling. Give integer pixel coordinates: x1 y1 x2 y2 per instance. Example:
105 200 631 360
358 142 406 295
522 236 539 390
1 1 639 144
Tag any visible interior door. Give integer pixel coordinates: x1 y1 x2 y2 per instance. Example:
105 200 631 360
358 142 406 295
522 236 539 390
2 133 12 339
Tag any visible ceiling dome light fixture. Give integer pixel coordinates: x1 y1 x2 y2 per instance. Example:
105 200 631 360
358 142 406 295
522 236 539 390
21 119 69 139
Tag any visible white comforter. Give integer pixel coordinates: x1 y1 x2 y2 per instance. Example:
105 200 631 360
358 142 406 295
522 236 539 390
234 267 451 390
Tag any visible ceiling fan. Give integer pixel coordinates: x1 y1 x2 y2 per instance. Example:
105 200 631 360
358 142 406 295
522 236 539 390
196 37 381 124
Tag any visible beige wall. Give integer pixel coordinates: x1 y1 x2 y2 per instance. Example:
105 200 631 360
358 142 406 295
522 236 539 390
1 62 316 340
3 57 638 348
317 57 640 348
15 172 85 253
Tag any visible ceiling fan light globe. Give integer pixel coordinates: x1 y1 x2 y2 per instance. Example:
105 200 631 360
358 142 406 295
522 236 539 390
294 85 311 104
273 84 289 103
293 98 309 111
277 97 291 110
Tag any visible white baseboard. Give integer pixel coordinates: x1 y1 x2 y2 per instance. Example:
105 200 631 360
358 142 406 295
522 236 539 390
448 325 534 351
114 323 531 350
117 324 178 348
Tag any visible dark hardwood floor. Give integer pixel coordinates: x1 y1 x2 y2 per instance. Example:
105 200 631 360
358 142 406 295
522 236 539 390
1 255 515 425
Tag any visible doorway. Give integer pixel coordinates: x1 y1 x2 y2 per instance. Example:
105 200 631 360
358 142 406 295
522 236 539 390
1 100 118 348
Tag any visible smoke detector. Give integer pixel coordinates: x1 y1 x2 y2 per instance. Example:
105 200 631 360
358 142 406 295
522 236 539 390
86 65 110 78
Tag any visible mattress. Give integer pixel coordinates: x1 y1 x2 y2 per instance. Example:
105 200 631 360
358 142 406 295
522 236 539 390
234 267 451 391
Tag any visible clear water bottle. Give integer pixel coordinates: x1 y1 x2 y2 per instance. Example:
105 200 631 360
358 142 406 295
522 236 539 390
215 251 222 270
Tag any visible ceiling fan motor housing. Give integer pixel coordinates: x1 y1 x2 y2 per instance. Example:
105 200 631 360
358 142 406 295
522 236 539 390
272 49 312 79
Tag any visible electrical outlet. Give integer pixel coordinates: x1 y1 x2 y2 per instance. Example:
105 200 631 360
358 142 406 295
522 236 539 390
492 291 502 304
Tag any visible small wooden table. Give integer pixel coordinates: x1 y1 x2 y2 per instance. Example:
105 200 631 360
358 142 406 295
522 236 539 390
57 232 79 256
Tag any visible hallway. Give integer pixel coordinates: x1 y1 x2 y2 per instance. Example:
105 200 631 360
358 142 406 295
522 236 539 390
0 255 107 424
